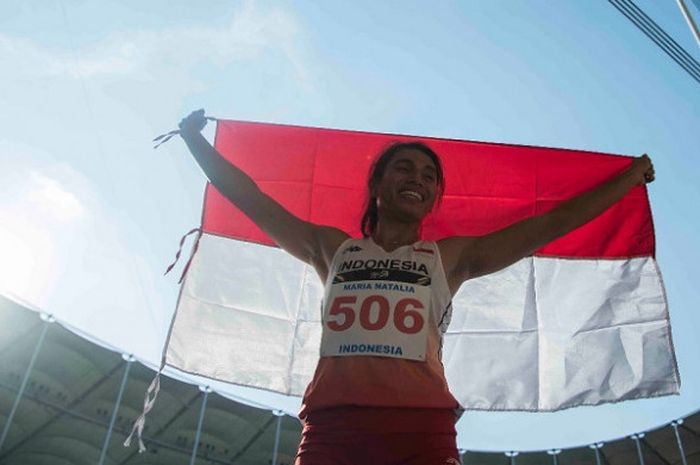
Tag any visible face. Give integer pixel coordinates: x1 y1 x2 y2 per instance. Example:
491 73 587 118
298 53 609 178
372 148 439 222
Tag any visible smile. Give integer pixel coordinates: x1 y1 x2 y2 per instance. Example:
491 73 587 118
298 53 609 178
399 190 424 201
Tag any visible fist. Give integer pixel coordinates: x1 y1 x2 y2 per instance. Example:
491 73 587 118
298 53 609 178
179 109 207 136
631 154 655 185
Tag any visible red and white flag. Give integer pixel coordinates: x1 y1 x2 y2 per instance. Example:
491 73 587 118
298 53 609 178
164 120 679 411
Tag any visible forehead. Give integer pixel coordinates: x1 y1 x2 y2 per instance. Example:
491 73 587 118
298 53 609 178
390 148 437 171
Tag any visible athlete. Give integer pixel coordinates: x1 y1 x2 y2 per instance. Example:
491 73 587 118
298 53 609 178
178 109 654 465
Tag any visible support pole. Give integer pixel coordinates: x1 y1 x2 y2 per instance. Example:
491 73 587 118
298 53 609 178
505 451 519 465
458 448 467 465
98 354 134 465
271 410 284 465
671 420 688 465
631 433 646 465
547 449 562 465
189 386 210 465
589 442 604 465
677 0 700 50
0 314 53 451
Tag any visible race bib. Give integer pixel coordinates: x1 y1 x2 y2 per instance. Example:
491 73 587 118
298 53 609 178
320 267 431 361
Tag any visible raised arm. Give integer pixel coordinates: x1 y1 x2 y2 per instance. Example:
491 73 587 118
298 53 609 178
439 155 655 294
178 110 348 281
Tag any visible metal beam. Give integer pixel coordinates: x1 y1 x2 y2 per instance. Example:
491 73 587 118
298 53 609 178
0 382 233 465
116 388 202 465
676 0 700 50
640 437 672 465
271 411 284 465
505 451 519 465
0 358 123 460
189 387 210 465
0 318 51 451
589 443 604 465
630 434 646 465
671 421 688 465
229 414 278 463
680 423 700 438
98 356 133 465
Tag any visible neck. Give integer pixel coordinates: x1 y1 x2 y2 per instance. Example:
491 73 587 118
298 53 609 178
371 219 421 251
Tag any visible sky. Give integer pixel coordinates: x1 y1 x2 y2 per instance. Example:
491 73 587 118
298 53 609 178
1 0 700 453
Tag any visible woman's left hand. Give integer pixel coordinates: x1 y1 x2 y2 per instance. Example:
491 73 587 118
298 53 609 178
630 154 655 185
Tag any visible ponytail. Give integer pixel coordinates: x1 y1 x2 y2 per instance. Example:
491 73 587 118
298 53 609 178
361 197 379 237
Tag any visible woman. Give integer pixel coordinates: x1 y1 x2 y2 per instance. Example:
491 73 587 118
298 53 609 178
178 109 654 465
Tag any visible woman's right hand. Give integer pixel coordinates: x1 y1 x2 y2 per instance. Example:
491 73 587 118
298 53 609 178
629 154 655 185
179 109 208 137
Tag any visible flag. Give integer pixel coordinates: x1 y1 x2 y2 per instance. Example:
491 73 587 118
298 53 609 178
164 120 679 411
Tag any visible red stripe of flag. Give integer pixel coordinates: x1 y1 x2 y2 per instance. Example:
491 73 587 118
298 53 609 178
203 120 653 258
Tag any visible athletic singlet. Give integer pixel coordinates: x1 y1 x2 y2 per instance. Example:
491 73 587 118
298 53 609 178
299 237 459 419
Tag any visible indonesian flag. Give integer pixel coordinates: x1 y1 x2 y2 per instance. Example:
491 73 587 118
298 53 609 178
165 120 679 411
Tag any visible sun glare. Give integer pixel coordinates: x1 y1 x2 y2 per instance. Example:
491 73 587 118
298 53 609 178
0 228 42 300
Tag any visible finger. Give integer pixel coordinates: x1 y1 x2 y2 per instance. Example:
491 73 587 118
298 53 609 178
185 110 202 120
641 155 652 168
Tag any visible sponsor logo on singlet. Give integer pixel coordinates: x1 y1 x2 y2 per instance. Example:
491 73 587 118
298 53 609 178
333 259 431 286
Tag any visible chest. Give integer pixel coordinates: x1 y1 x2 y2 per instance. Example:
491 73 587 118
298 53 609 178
319 240 448 361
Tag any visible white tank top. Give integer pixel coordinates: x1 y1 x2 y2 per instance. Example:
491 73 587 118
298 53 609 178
299 237 458 417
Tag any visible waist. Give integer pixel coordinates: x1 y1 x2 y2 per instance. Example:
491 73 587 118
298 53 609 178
302 406 459 434
299 355 458 418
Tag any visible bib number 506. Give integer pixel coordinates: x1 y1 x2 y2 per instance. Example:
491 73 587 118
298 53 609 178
326 295 425 334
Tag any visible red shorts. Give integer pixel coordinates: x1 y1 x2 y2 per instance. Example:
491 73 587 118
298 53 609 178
295 407 460 465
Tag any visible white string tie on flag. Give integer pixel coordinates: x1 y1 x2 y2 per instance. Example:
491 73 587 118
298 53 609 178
124 371 161 453
164 227 203 284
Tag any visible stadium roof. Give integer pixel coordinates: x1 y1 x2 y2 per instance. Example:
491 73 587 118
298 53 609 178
1 294 698 464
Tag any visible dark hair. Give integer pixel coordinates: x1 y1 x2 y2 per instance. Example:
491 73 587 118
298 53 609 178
360 141 445 237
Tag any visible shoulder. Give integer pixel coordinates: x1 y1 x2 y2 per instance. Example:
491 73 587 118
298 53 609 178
436 236 479 259
317 225 351 244
312 226 352 282
436 236 479 292
315 226 351 260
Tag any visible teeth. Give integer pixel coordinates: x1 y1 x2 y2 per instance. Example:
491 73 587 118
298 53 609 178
400 190 423 201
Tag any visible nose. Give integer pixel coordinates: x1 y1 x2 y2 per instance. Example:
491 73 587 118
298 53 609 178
407 173 423 186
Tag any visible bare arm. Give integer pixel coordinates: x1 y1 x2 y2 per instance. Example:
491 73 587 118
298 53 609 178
179 110 348 281
440 155 655 293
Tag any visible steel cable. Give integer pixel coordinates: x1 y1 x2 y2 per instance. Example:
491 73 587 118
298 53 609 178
608 0 700 84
